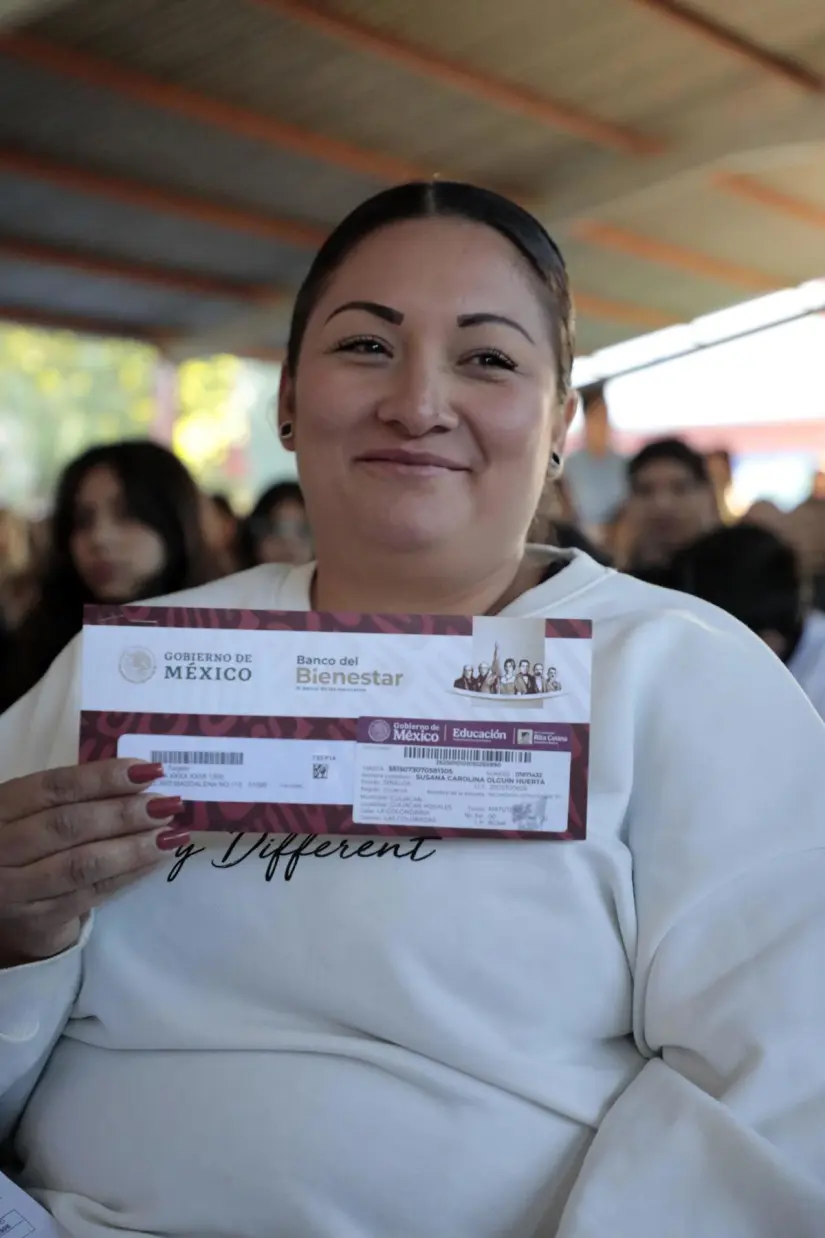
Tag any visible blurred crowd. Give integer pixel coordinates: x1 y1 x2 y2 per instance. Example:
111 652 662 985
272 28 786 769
0 441 312 713
2 389 825 721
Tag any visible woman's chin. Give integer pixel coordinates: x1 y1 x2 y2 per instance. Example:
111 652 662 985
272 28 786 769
349 493 472 553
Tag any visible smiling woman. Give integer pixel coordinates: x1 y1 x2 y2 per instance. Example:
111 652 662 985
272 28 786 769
278 181 575 613
0 183 825 1238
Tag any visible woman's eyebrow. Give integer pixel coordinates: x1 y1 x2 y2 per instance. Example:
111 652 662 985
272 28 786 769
456 312 534 344
325 300 404 325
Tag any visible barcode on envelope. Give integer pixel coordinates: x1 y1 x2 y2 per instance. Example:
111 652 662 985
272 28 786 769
402 746 531 765
150 750 244 766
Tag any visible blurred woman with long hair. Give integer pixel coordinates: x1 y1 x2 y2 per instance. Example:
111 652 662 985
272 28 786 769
238 479 312 567
0 440 212 712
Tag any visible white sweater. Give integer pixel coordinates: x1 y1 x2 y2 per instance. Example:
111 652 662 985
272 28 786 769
789 610 825 721
1 551 825 1238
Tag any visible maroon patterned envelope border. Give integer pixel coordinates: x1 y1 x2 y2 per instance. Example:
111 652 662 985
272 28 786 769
80 711 589 842
81 608 590 839
83 604 591 641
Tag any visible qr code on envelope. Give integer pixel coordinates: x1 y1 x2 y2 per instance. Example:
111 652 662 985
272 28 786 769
313 763 329 780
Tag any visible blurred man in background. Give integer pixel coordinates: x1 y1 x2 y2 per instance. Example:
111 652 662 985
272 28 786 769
626 437 717 575
563 383 628 536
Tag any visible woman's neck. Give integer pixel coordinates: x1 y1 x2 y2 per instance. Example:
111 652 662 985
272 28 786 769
311 547 544 617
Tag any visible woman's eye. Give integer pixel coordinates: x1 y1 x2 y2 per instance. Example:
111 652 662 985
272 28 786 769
333 336 390 357
464 349 517 371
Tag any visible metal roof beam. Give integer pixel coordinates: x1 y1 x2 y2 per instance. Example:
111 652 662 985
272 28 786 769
0 303 166 341
630 0 824 94
713 172 825 232
0 32 431 183
251 0 662 155
0 234 287 301
0 0 75 32
0 147 327 248
570 220 780 292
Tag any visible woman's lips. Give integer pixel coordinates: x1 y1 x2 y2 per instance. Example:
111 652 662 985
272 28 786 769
356 450 467 477
85 561 119 587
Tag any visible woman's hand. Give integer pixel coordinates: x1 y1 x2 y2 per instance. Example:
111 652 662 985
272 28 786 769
0 759 186 967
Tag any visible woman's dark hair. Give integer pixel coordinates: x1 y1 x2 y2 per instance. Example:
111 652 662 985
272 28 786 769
504 657 516 671
628 438 710 489
285 181 575 398
211 492 235 520
0 440 212 712
237 480 306 569
669 523 803 648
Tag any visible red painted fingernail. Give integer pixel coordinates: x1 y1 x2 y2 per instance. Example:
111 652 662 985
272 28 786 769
128 762 164 785
156 829 192 852
146 796 184 820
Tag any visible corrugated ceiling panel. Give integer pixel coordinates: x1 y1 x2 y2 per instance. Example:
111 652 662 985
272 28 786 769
0 58 382 227
688 0 825 60
320 0 750 126
29 0 577 180
601 183 825 286
0 255 247 328
562 240 756 322
756 155 825 210
575 317 642 356
0 170 317 286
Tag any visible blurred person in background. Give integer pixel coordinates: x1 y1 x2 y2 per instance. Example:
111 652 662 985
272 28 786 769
670 523 825 721
238 479 312 567
198 490 240 577
600 502 634 571
0 507 37 630
704 448 735 523
786 498 825 612
0 440 212 714
625 437 717 575
210 493 240 564
744 499 787 536
563 382 627 537
531 478 612 566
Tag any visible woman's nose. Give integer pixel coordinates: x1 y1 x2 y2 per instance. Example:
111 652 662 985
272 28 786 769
376 358 457 435
88 517 116 547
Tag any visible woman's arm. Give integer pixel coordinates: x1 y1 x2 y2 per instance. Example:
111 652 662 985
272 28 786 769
557 617 825 1237
0 935 87 1145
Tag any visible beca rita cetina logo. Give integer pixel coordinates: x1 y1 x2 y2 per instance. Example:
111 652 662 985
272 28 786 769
118 646 157 684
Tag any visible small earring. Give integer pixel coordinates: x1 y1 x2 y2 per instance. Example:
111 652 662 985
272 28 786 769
279 422 294 441
550 450 562 474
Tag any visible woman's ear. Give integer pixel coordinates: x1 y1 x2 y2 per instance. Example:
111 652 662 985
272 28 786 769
277 369 297 454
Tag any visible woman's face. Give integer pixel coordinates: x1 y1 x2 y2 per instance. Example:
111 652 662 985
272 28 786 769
69 465 167 601
282 218 573 562
255 498 312 566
